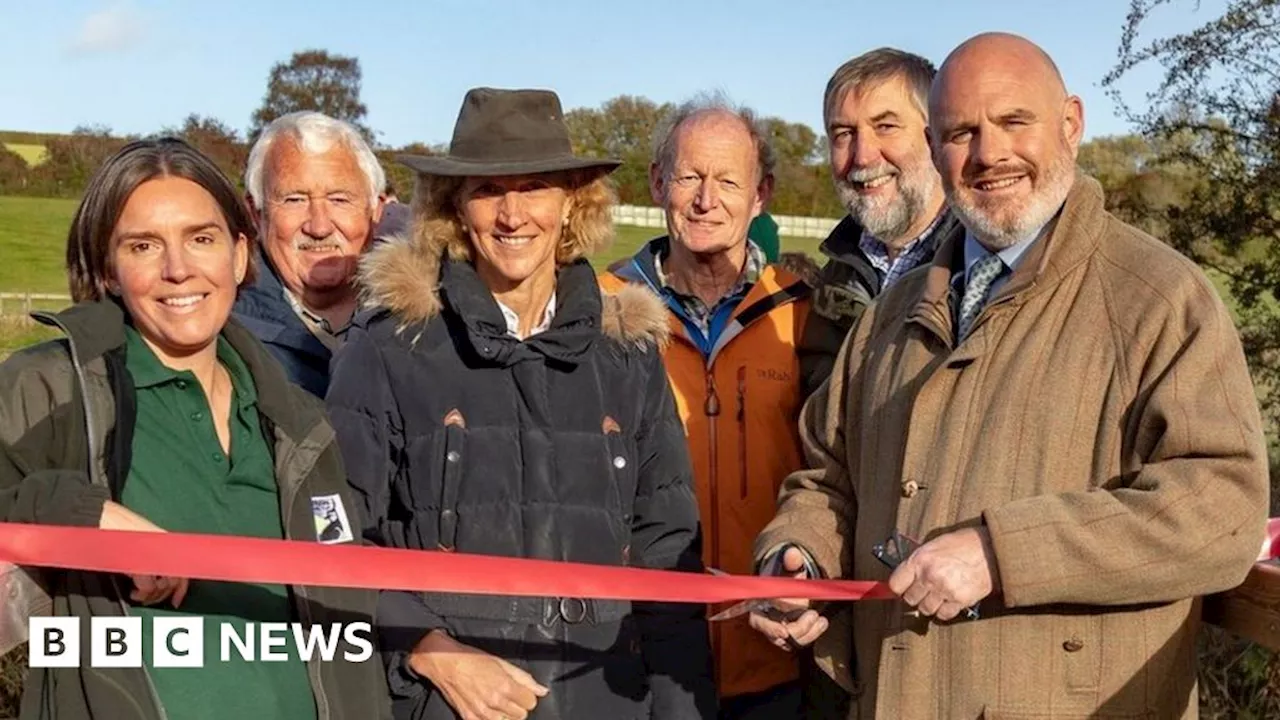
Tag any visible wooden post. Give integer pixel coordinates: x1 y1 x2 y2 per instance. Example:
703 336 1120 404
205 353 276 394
23 292 32 316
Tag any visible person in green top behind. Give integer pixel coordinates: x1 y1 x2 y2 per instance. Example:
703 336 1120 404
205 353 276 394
0 138 391 720
747 212 780 262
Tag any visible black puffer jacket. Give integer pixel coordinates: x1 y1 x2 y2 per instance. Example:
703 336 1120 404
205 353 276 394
325 238 715 720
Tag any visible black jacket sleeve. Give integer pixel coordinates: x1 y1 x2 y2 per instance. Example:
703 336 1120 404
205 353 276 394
326 324 443 700
629 349 717 719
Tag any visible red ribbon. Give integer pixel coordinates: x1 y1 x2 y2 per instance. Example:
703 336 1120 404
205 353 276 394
2 519 1276 607
1260 518 1280 563
0 523 895 603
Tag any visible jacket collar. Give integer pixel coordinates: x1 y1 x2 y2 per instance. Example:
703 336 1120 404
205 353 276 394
357 223 671 358
34 299 128 364
36 298 323 442
231 251 331 361
610 236 809 360
439 257 602 366
820 208 966 294
908 172 1108 345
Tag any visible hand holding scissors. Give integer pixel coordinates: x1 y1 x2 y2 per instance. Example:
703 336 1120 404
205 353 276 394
876 530 983 622
715 547 831 651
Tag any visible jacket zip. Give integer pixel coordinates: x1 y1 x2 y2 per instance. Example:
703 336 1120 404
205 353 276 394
280 429 331 720
703 371 721 566
32 313 103 486
108 576 170 720
35 312 169 720
702 369 721 690
736 366 748 499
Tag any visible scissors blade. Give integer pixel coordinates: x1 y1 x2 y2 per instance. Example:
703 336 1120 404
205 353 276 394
709 599 769 622
705 568 772 622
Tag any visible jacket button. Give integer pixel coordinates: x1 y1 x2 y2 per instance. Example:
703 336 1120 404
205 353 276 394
446 451 460 463
1063 637 1084 652
613 456 627 469
901 479 919 498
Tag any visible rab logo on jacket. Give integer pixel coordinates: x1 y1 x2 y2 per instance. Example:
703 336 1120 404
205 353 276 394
311 495 354 544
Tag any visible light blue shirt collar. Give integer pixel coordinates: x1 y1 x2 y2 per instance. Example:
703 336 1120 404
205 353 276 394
962 225 1044 286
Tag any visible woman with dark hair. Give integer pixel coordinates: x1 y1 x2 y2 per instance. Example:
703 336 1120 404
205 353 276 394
0 137 391 720
327 88 715 720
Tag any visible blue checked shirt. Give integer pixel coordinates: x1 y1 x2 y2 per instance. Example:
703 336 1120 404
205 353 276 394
858 212 945 289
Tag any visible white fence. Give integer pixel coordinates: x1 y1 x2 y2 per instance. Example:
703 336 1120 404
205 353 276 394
0 292 70 318
610 205 840 239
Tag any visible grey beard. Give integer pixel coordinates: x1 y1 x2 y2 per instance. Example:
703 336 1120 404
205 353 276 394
837 178 924 241
950 154 1075 250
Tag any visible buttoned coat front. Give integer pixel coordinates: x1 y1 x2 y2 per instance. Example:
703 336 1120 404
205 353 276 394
755 175 1270 720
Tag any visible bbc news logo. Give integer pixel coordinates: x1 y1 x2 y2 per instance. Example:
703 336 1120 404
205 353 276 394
28 617 374 668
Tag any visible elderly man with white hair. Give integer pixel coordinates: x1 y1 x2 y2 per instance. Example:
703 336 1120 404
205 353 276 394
234 111 386 397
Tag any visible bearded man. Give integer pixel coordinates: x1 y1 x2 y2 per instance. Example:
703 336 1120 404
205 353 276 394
798 48 964 397
751 32 1268 719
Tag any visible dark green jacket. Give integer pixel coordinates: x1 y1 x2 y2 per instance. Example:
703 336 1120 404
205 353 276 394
0 300 392 720
797 210 965 397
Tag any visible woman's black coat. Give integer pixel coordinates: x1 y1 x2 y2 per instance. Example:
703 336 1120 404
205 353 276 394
326 240 715 720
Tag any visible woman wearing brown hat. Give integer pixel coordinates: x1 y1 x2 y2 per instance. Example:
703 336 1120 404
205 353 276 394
326 88 716 720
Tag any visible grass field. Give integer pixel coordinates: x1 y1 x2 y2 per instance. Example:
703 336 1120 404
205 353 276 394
0 195 820 356
2 143 48 166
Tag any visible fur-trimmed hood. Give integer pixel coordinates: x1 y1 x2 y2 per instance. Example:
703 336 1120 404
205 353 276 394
358 230 670 350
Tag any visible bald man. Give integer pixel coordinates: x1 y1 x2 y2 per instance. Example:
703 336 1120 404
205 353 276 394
750 32 1268 719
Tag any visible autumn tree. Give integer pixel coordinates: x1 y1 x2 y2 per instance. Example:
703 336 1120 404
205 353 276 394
0 145 29 194
565 95 673 205
1103 1 1280 716
162 114 247 187
762 117 843 218
249 50 372 143
1076 132 1202 238
27 125 131 198
1104 0 1280 424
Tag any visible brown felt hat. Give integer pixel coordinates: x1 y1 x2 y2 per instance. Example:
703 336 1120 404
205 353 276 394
398 87 621 177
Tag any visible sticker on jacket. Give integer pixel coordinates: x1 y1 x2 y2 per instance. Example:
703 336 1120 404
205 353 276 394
311 495 354 544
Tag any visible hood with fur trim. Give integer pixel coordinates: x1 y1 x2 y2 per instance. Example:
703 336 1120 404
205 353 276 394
357 231 670 350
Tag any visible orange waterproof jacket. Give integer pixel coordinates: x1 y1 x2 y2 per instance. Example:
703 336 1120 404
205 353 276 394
602 240 812 700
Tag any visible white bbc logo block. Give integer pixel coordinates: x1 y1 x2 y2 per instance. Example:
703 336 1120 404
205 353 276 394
91 617 142 668
153 617 204 668
28 617 80 668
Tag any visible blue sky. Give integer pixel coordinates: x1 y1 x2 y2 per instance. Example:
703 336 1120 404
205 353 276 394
0 0 1227 148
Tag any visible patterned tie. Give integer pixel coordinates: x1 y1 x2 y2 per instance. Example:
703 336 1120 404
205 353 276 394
956 254 1005 340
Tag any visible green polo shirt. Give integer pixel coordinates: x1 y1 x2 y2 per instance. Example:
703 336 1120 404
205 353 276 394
120 325 316 720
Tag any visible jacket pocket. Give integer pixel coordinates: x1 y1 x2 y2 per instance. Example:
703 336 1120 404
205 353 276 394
602 416 638 540
1059 613 1101 692
436 409 467 551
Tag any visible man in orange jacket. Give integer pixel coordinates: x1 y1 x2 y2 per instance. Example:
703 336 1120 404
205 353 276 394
601 93 813 720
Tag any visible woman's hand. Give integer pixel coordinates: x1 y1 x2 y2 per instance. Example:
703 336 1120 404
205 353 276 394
98 501 190 608
407 629 549 720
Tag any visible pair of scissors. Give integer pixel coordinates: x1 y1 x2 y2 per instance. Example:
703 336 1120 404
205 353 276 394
705 567 809 623
873 530 980 621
